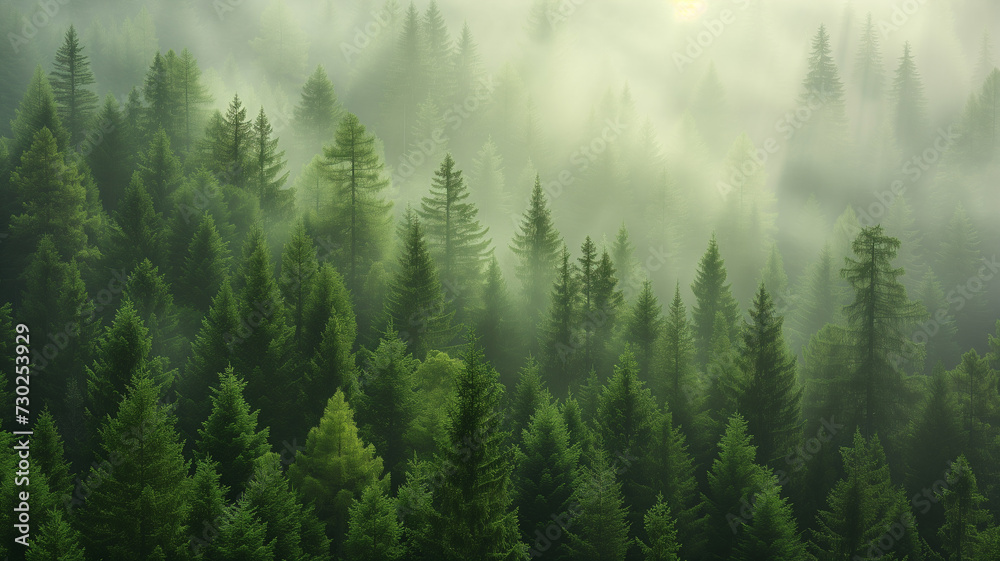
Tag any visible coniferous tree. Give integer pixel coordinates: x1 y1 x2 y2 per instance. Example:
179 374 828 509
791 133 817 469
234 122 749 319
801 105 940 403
655 283 698 432
185 457 228 554
143 52 175 142
511 175 562 339
577 236 600 370
691 235 741 368
300 262 355 358
138 128 183 213
799 25 847 137
734 284 802 469
83 300 157 437
591 249 625 373
789 244 840 353
294 65 342 155
7 66 69 165
177 213 231 313
107 172 166 272
612 223 639 298
343 480 405 561
50 25 98 146
169 48 212 154
841 225 924 438
384 213 454 358
33 408 72 498
892 42 929 155
212 94 253 190
624 280 663 378
86 94 132 212
701 414 771 561
563 450 632 561
638 494 682 561
123 259 184 369
853 13 884 101
733 485 807 561
288 390 384 555
196 368 271 499
26 509 85 561
939 455 992 561
323 112 393 299
178 280 239 439
79 373 190 560
810 431 923 561
541 245 580 393
417 339 523 561
250 106 292 218
475 256 518 379
202 503 276 561
356 327 419 485
280 221 319 340
242 452 333 561
509 358 552 443
514 402 579 552
418 153 491 321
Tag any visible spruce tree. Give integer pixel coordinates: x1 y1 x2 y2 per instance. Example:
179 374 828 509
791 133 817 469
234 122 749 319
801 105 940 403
892 42 929 155
841 225 924 438
26 509 85 561
939 455 992 561
383 213 454 358
624 279 663 379
185 457 228 553
202 503 276 561
294 65 342 155
691 235 741 367
107 172 166 272
789 244 840 353
509 358 552 442
638 494 682 561
33 408 72 498
701 414 771 561
356 327 419 485
143 52 176 142
733 485 807 561
799 25 847 135
213 94 253 190
418 153 491 321
853 13 884 100
563 450 632 561
86 94 133 212
510 175 562 337
123 259 184 369
323 112 393 297
288 390 384 555
195 368 271 499
177 213 231 312
250 106 292 218
591 248 625 373
279 221 319 340
300 262 356 358
541 245 580 393
343 481 405 561
138 128 183 212
49 25 98 146
418 339 523 561
8 66 69 165
475 256 518 379
169 48 212 154
655 283 697 432
734 284 802 469
79 373 190 560
810 431 922 561
612 223 639 298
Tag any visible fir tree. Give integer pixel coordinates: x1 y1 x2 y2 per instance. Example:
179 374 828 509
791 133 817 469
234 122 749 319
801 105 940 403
79 373 190 560
323 112 393 297
892 42 929 155
591 249 625 373
288 390 384 555
510 358 552 443
169 48 212 154
202 503 275 561
939 455 992 561
383 213 454 357
86 94 132 213
691 235 741 367
541 245 580 393
638 494 681 561
214 94 253 190
195 368 271 499
733 485 807 561
511 175 562 337
294 65 342 155
250 106 292 218
8 66 69 165
853 13 884 100
655 283 697 432
138 128 182 213
799 25 847 135
26 509 85 561
343 480 405 561
49 25 98 146
143 52 175 141
475 256 518 379
514 402 579 549
177 213 231 312
123 259 184 368
810 431 922 561
107 172 166 272
563 450 632 561
418 339 523 561
418 153 491 321
185 457 228 554
841 225 924 438
625 280 663 379
734 284 802 469
612 223 639 299
279 221 319 340
789 244 840 353
33 408 72 498
356 327 419 485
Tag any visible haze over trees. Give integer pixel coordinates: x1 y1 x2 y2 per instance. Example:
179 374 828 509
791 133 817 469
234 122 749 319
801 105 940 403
0 1 999 560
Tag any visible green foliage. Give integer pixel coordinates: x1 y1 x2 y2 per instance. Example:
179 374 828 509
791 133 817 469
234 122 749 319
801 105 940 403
108 172 166 271
638 494 681 561
541 245 580 393
563 450 632 561
343 480 406 561
511 175 562 334
691 235 741 368
733 485 807 561
49 25 98 146
250 106 292 219
294 65 342 154
26 508 85 561
624 279 663 378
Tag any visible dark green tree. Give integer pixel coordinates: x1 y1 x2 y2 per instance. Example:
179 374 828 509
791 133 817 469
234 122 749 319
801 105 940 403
655 283 698 432
138 128 182 213
294 65 342 155
624 280 663 378
343 480 405 561
563 450 632 561
279 221 319 341
143 52 176 142
418 153 491 321
8 66 69 165
733 485 807 561
734 284 802 469
49 25 98 146
33 408 72 498
177 213 231 312
417 340 523 561
107 172 165 272
196 368 271 499
939 455 992 561
691 235 741 367
475 256 518 379
511 175 562 338
202 504 275 561
541 245 580 394
86 94 133 212
638 494 681 561
250 106 292 218
169 48 212 154
185 457 228 555
26 509 85 561
509 358 552 443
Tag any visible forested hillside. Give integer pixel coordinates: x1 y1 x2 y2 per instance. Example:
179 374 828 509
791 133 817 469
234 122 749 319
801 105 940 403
1 0 1000 559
